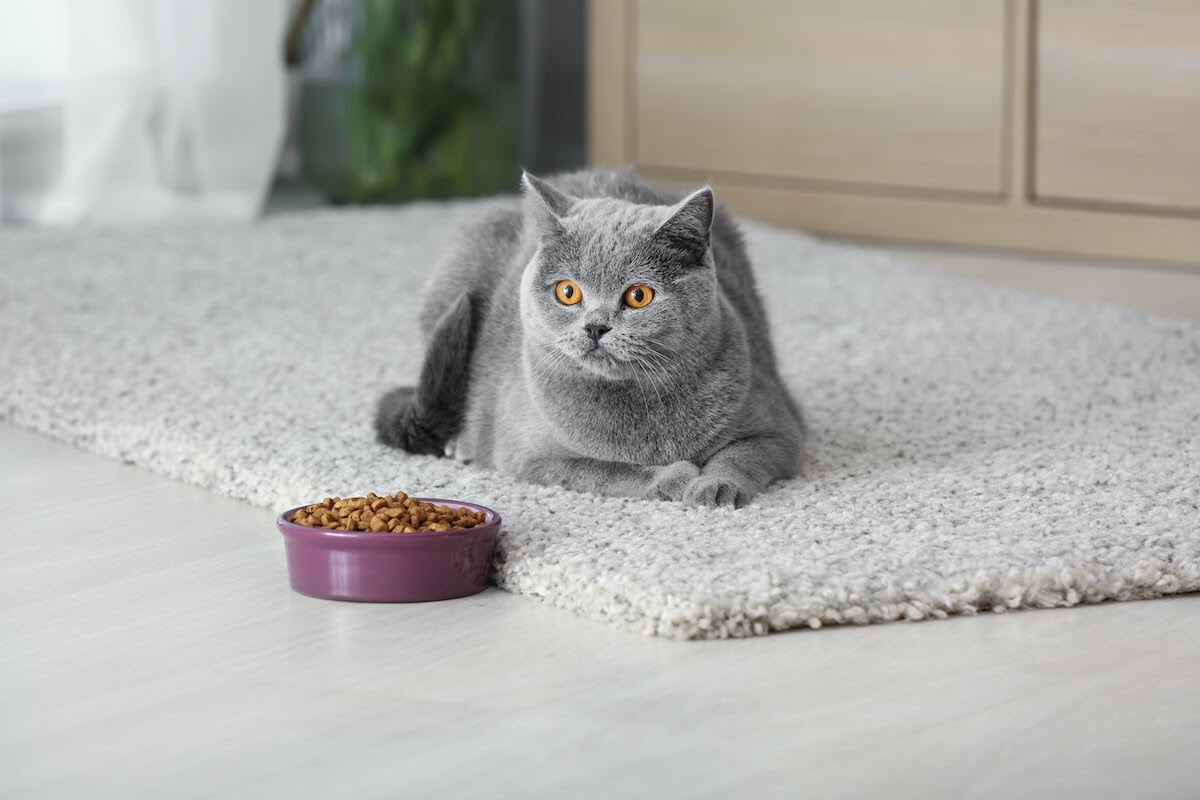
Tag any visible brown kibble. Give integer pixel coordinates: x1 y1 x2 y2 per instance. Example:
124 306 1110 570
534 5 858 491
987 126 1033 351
290 492 488 534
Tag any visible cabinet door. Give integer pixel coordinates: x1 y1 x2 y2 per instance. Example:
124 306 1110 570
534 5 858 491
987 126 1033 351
1034 0 1200 212
633 0 1007 196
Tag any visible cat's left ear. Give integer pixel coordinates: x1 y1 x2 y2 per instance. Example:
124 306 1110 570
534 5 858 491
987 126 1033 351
522 170 577 238
655 186 714 258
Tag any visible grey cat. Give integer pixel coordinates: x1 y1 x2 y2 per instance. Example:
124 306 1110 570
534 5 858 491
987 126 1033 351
375 168 803 507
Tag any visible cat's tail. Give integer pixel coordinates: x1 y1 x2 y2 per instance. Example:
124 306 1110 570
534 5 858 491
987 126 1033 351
375 291 477 456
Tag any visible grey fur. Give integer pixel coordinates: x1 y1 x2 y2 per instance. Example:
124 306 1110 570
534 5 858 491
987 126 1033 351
374 291 477 454
376 168 804 507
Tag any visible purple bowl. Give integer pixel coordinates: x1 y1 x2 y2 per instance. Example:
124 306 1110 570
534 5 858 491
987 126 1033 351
277 498 500 602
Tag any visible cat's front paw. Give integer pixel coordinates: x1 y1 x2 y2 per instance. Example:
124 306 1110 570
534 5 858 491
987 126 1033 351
646 461 701 502
683 474 754 508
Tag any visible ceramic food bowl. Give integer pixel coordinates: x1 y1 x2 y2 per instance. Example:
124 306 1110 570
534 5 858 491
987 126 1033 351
277 498 500 602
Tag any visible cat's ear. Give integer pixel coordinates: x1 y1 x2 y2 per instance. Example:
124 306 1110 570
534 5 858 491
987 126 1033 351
655 186 714 258
522 170 576 238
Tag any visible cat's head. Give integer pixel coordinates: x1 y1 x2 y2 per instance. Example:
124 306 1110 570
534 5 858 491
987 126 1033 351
518 171 718 380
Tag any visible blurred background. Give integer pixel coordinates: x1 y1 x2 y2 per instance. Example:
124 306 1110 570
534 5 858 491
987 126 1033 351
0 0 1196 269
0 0 585 223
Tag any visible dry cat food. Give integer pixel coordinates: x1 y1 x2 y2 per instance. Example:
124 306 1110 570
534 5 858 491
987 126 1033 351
291 492 486 533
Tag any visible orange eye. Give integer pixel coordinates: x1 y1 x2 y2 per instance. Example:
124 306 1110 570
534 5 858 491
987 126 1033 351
555 280 582 305
623 284 654 309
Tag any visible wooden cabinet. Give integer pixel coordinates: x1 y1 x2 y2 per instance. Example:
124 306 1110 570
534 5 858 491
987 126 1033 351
1034 0 1200 213
635 0 1007 195
590 0 1200 267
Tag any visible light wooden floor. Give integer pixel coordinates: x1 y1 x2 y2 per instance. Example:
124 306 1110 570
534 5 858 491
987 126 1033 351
3 245 1199 799
900 244 1200 324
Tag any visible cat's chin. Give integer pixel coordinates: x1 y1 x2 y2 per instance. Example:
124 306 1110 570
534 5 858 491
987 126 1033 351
576 349 636 381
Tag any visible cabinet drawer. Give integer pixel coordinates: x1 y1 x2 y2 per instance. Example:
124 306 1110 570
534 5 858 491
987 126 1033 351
633 0 1008 195
1034 0 1200 212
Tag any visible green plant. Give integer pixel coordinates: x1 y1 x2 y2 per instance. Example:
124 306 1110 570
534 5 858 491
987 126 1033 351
301 0 519 203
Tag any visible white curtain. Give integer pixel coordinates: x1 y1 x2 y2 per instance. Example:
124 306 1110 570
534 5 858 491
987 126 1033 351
0 0 288 226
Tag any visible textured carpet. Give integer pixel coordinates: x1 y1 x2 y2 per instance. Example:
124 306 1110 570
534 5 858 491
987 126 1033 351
2 200 1198 639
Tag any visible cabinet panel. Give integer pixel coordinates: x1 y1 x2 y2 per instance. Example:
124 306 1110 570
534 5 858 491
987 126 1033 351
1035 0 1200 212
633 0 1008 195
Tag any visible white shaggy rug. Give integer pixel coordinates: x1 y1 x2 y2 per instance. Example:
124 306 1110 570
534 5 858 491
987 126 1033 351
2 200 1198 639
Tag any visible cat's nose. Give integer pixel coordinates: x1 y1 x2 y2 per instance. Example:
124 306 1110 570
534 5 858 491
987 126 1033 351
585 323 612 342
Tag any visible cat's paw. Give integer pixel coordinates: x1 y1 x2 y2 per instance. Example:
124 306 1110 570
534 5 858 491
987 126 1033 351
646 461 701 501
683 474 754 508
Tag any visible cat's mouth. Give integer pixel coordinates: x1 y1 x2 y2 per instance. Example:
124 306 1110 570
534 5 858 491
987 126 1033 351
577 343 634 379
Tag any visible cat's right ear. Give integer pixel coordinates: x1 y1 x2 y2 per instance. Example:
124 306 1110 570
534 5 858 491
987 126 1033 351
522 171 575 238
